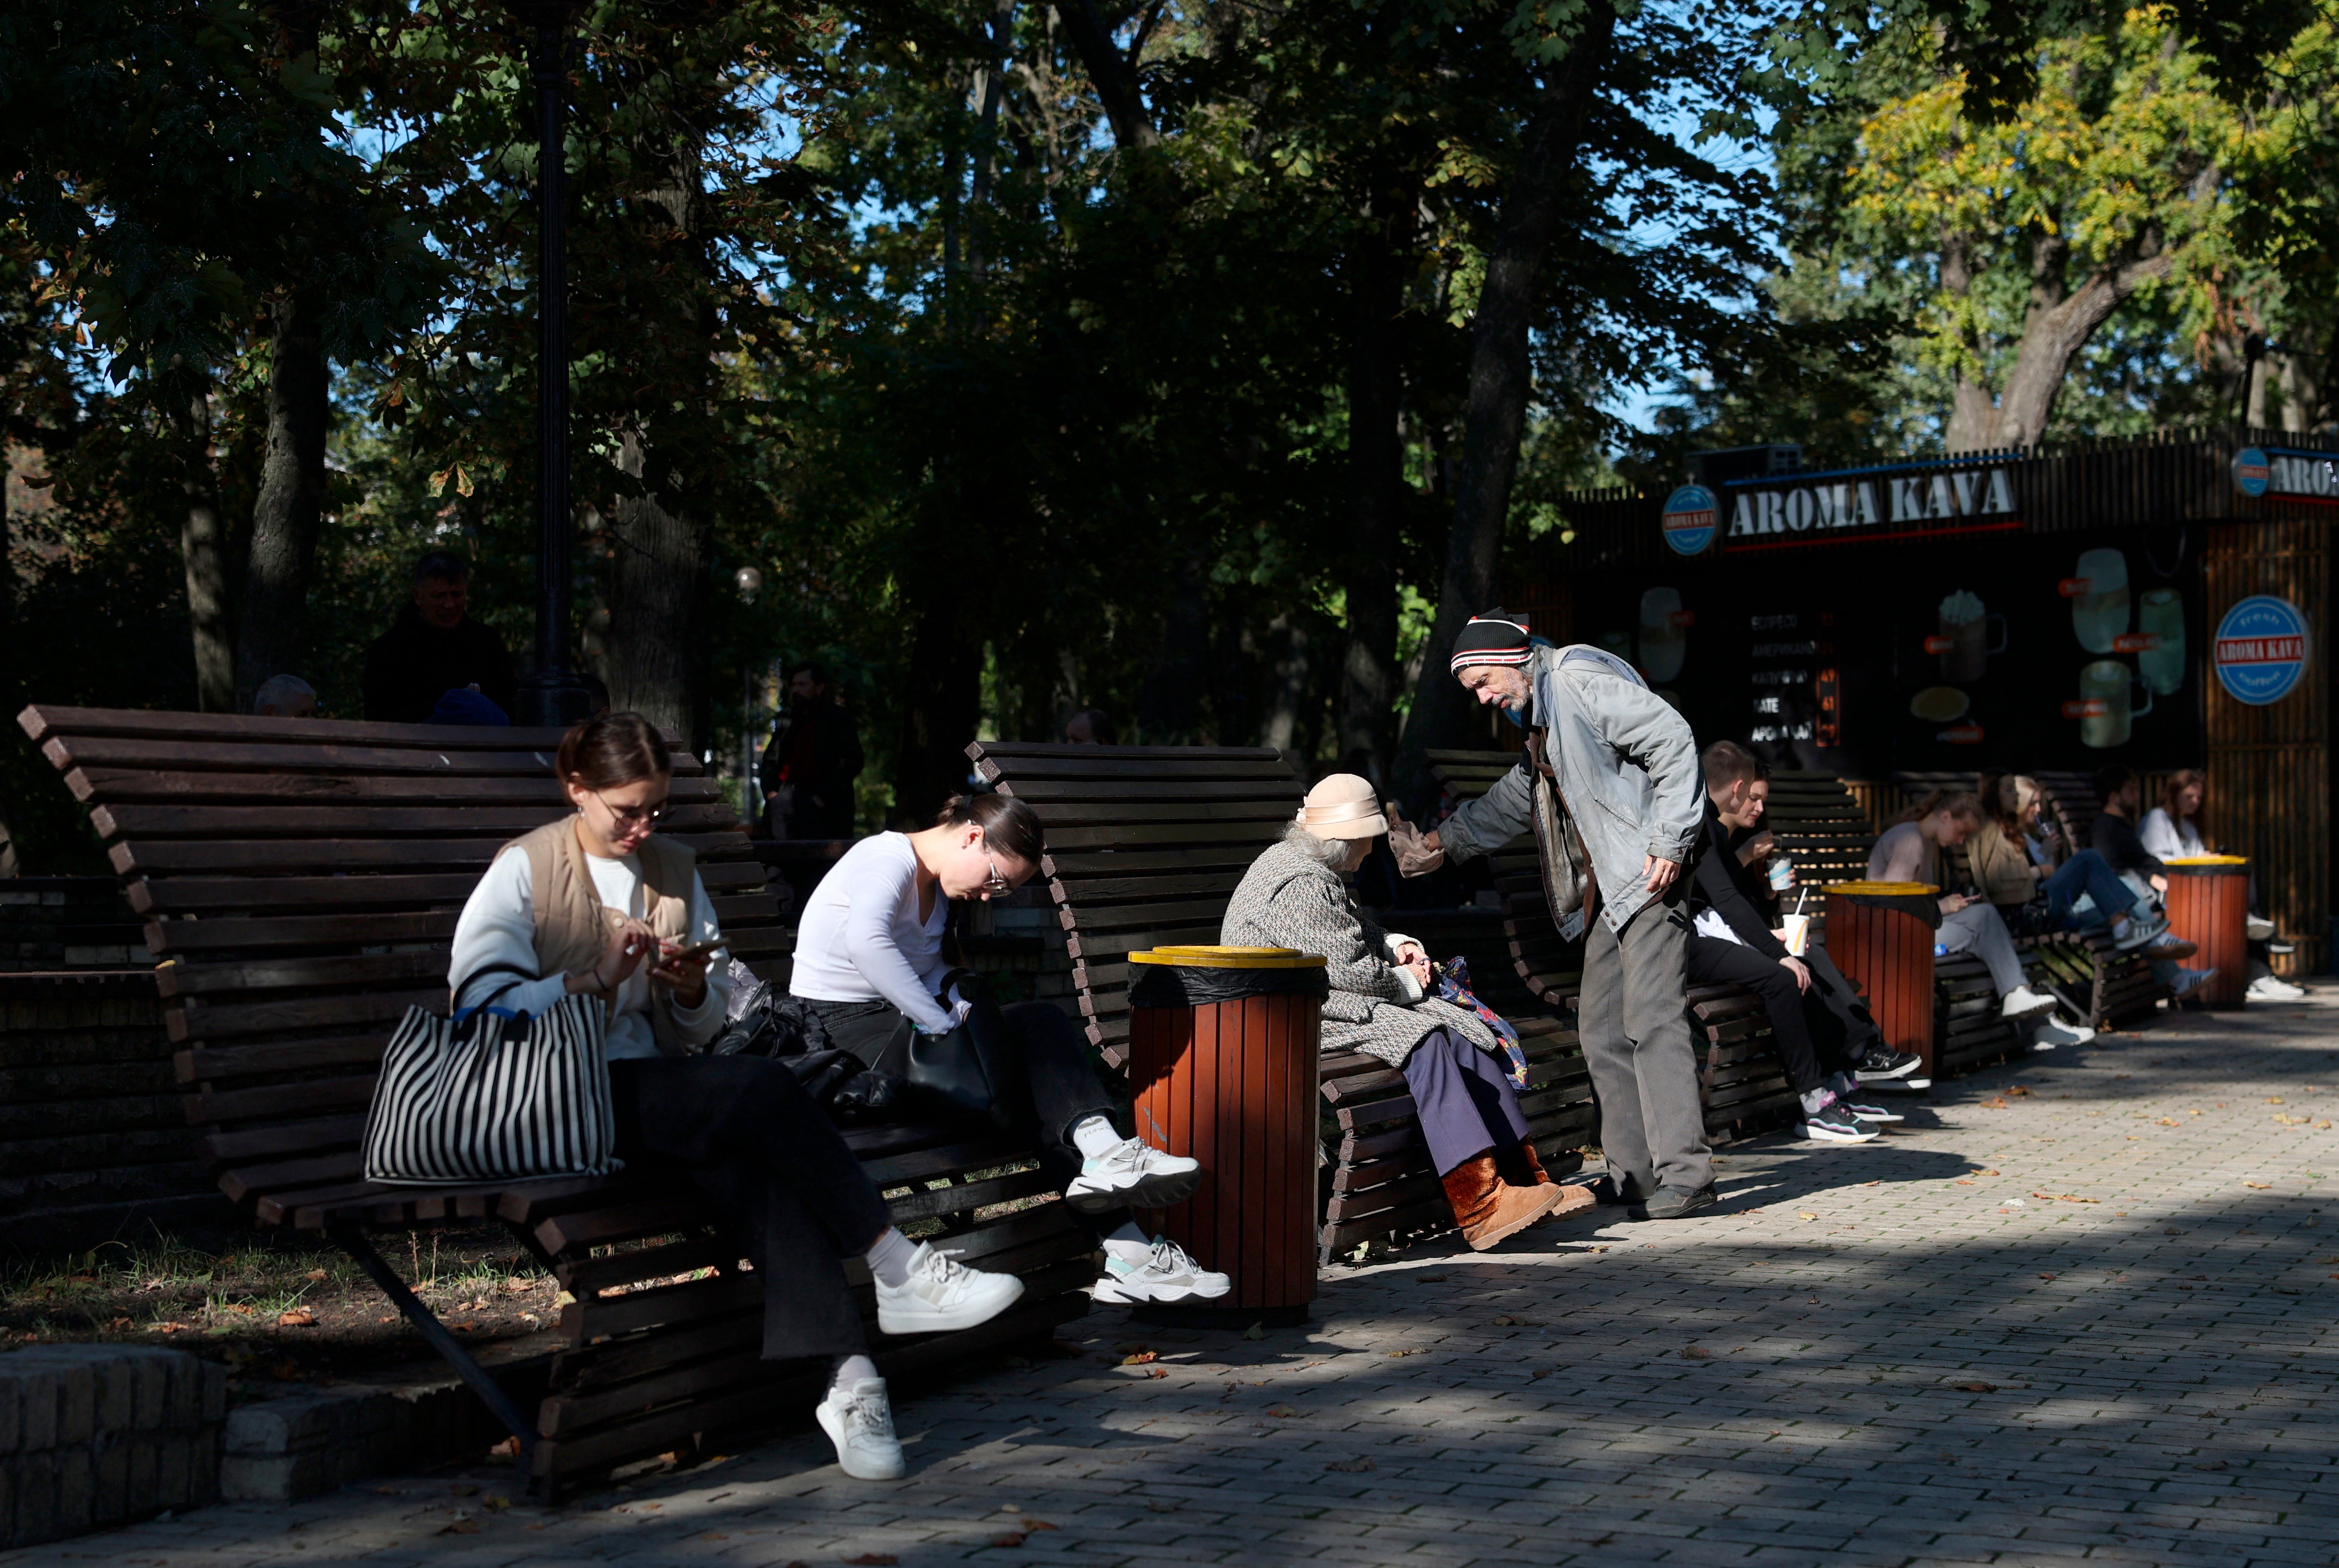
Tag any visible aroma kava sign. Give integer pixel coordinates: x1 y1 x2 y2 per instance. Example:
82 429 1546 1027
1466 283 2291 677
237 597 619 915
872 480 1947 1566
1720 463 2019 551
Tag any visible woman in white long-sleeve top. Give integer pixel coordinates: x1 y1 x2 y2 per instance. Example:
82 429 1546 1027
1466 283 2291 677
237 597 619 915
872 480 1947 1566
448 713 1025 1482
790 792 1230 1307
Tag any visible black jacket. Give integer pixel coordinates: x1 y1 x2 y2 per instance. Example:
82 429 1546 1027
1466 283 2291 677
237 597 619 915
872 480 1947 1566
757 700 863 812
1688 799 1788 960
2090 810 2164 878
361 606 518 724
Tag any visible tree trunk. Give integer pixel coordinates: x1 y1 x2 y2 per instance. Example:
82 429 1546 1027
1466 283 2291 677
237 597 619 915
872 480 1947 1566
1336 187 1411 783
1394 12 1615 796
893 598 984 824
234 292 327 709
601 141 716 741
171 393 236 711
1054 0 1159 150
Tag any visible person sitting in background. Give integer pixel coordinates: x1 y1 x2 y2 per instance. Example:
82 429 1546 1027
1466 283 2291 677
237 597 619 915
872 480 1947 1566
1686 743 1918 1144
2134 769 2296 1000
448 713 1026 1482
251 674 316 718
789 792 1224 1305
1063 708 1116 745
1224 774 1595 1249
1870 793 2061 1023
1973 775 2189 956
2091 767 2219 1002
759 663 862 840
362 551 517 723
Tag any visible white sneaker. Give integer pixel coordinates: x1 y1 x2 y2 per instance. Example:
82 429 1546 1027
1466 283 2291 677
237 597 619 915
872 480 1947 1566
1065 1137 1204 1214
1091 1236 1230 1303
2000 985 2059 1021
2248 974 2306 1001
2170 967 2219 1000
2247 914 2277 942
2032 1016 2095 1049
874 1243 1025 1336
816 1377 904 1480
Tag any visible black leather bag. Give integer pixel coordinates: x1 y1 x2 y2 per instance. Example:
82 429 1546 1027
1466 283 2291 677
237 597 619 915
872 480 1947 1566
888 970 1026 1131
713 982 902 1123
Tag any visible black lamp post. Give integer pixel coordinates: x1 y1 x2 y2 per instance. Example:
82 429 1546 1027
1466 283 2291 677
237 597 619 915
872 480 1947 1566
512 1 596 728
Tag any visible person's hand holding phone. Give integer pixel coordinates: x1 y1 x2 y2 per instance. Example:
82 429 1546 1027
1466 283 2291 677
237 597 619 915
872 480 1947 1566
573 919 654 996
648 936 720 1007
1939 893 1973 915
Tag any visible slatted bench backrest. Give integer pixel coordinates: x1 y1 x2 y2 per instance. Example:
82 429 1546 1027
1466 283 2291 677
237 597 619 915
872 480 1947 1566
16 705 784 1223
963 741 1305 1067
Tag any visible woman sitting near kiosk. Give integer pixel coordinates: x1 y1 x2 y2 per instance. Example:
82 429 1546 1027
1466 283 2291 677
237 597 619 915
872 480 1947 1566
1869 791 2064 1025
1221 774 1595 1250
789 792 1231 1308
449 714 1026 1483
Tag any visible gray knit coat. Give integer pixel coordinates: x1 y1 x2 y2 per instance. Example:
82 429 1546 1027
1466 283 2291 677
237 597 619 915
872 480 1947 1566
1219 836 1499 1067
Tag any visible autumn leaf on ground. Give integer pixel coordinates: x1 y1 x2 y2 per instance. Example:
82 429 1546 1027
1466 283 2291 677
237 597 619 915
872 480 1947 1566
1243 1323 1265 1341
1982 1098 2010 1109
1120 1351 1157 1365
1955 1381 1998 1392
1019 1518 1059 1531
1385 1348 1422 1358
437 1515 477 1535
991 1534 1026 1549
277 1309 315 1328
2247 1182 2273 1189
1146 1368 1167 1379
1798 1212 1818 1221
1324 1457 1376 1472
1266 1404 1299 1418
1680 1346 1711 1360
2008 1086 2033 1097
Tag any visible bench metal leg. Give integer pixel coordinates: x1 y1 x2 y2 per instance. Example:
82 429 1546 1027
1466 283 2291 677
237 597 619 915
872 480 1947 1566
328 1225 538 1488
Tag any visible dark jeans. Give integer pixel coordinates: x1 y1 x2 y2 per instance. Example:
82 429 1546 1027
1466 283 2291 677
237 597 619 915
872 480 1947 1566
800 995 1126 1237
1400 1026 1531 1176
608 1055 892 1362
1685 935 1863 1096
2043 849 2139 930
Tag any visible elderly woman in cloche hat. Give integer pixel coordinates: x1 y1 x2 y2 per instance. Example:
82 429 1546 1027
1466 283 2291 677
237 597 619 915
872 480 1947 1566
1219 773 1593 1249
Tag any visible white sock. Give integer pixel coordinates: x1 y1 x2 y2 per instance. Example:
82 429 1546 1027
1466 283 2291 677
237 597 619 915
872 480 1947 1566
828 1354 878 1396
1071 1114 1123 1161
1102 1222 1152 1262
864 1227 919 1288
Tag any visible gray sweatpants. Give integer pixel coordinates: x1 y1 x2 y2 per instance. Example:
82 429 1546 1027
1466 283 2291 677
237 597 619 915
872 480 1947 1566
1579 888 1712 1201
1937 902 2024 997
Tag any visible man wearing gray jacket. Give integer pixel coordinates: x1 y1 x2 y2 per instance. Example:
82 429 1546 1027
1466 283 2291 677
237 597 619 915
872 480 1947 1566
1391 612 1714 1218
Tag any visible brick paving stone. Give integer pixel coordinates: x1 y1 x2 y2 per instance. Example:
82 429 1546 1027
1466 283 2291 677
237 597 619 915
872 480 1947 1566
9 1001 2339 1566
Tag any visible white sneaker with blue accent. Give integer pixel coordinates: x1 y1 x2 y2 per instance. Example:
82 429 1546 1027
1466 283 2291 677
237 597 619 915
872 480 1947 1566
1065 1137 1203 1213
1091 1236 1230 1303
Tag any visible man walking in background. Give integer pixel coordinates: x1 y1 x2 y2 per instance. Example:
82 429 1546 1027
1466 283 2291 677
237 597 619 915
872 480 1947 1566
760 663 864 840
1389 612 1715 1219
361 552 517 723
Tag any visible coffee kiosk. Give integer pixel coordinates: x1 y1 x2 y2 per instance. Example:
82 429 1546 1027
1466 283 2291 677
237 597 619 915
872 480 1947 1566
1499 431 2333 977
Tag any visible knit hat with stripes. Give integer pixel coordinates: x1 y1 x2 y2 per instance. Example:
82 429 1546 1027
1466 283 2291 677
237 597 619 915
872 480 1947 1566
1447 610 1533 672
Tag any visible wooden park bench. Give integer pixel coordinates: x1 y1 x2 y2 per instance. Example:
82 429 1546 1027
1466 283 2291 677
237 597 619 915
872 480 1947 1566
1423 750 1796 1144
963 741 1595 1263
20 705 1097 1498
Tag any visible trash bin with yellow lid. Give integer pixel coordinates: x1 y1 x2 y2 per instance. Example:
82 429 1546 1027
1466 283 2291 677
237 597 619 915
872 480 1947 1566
1821 882 1942 1078
1126 945 1329 1325
2162 855 2249 1008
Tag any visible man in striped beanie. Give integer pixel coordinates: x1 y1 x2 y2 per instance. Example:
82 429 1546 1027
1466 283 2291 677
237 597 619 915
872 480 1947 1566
1389 611 1713 1219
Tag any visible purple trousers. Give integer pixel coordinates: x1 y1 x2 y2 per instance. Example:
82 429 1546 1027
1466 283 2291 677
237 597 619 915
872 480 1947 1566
1401 1026 1531 1176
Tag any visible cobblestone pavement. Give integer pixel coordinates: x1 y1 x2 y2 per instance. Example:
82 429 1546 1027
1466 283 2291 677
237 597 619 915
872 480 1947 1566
28 998 2339 1568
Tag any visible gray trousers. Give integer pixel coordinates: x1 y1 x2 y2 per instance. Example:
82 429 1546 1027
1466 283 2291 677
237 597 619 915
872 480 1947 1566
1937 902 2024 996
1579 887 1712 1200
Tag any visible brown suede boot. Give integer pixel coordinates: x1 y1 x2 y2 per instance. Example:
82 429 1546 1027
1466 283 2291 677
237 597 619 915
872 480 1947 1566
1440 1154 1568 1250
1517 1143 1599 1218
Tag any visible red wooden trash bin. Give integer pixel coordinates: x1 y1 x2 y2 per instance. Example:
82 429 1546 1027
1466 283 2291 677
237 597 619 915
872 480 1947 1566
1823 882 1941 1077
2163 855 2250 1008
1126 945 1327 1327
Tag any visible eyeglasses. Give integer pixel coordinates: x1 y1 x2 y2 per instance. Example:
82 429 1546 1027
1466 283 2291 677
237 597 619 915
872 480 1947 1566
593 790 670 829
979 853 1013 899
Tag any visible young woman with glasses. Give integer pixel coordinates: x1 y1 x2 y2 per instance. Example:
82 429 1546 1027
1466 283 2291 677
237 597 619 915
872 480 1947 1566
789 793 1232 1307
447 713 1026 1482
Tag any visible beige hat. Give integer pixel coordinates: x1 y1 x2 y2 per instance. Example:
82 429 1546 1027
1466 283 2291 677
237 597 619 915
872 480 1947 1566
1295 773 1388 841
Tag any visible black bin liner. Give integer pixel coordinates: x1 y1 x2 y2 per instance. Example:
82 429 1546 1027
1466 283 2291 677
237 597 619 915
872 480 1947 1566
1128 962 1330 1008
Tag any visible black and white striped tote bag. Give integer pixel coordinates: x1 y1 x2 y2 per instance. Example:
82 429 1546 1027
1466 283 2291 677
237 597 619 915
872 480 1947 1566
361 991 620 1184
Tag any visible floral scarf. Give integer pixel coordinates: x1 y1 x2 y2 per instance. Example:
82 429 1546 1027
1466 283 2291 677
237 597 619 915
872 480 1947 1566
1432 956 1527 1087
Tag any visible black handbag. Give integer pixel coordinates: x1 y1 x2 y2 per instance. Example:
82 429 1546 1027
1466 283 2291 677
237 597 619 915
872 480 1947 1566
883 969 1026 1131
713 979 902 1123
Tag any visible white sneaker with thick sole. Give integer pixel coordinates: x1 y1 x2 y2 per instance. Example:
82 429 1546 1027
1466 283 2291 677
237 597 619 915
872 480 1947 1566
2000 985 2059 1021
1091 1236 1230 1303
2248 974 2306 1001
816 1378 905 1480
2247 914 2277 942
1065 1137 1204 1214
875 1243 1025 1336
2032 1016 2095 1049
